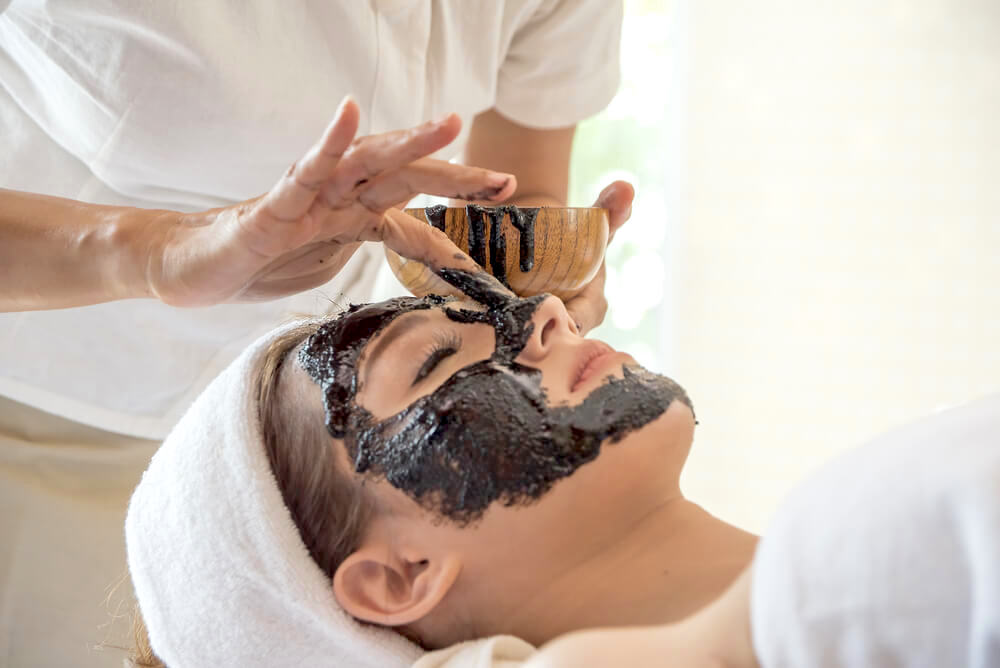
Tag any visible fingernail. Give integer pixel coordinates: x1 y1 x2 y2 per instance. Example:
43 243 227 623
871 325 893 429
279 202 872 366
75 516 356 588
336 94 356 116
486 172 513 187
434 112 457 126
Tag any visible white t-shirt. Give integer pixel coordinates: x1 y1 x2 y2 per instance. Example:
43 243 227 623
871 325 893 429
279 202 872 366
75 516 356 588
0 0 622 438
752 392 1000 667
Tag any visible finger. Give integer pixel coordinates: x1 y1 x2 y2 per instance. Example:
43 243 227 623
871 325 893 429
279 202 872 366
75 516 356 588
594 180 635 242
373 207 517 300
261 96 361 221
356 158 516 212
563 263 609 335
322 113 464 207
378 208 483 275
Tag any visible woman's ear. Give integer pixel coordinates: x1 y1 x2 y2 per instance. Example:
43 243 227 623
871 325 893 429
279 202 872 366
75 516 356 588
332 546 462 626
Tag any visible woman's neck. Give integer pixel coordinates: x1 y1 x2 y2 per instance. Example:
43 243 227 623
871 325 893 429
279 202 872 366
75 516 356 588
498 497 758 646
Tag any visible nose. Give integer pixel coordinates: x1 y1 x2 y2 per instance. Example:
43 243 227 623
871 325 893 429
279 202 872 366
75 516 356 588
516 295 577 363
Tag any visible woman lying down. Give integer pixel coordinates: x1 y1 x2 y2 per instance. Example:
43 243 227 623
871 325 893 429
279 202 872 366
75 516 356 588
125 266 1000 668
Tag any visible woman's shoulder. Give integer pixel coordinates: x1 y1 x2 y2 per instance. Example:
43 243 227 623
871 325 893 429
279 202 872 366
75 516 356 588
414 635 535 668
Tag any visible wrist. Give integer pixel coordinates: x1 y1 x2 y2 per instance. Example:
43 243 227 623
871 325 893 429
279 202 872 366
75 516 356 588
101 206 179 303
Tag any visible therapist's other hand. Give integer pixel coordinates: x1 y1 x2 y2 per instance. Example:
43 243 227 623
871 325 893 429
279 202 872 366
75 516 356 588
145 96 515 306
562 180 634 335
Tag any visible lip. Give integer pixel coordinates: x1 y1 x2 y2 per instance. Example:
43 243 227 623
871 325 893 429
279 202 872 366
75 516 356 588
571 340 626 393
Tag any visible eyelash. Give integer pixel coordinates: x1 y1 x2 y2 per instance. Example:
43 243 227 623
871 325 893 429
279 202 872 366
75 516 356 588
413 330 462 384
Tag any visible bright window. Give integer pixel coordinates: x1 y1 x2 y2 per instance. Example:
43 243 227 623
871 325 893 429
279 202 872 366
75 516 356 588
570 0 681 375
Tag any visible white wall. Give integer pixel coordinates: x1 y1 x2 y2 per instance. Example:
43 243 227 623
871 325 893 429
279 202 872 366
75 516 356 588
674 0 1000 532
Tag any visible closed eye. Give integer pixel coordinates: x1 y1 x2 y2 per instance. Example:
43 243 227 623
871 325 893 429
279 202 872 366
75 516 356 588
413 331 462 385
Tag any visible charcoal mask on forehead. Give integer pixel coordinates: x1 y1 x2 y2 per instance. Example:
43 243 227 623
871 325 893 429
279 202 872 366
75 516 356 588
298 268 693 524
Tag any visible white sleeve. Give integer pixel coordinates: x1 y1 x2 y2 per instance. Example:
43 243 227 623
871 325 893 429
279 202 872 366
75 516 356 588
494 0 623 129
412 635 536 668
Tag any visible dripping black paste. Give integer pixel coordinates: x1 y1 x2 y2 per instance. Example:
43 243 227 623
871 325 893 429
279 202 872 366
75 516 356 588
423 205 540 286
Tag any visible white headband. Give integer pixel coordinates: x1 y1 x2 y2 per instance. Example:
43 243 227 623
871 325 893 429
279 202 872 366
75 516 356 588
125 321 423 668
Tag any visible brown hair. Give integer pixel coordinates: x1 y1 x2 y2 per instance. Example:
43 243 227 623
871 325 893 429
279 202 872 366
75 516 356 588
130 319 376 666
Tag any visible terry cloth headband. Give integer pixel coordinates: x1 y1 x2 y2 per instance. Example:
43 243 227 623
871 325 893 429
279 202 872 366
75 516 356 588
125 320 423 668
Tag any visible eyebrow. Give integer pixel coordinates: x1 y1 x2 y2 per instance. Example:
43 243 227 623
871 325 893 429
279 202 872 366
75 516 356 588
360 311 431 384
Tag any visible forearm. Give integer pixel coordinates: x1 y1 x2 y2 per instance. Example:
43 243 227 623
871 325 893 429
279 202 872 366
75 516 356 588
451 108 574 210
0 188 168 311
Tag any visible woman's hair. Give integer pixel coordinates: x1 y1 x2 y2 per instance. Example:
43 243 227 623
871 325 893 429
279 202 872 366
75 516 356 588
130 319 376 666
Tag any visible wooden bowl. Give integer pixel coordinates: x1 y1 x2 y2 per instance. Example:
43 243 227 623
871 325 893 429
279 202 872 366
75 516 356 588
385 206 609 299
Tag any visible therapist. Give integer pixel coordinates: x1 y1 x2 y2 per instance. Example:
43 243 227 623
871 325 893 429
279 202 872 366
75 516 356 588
0 1 629 666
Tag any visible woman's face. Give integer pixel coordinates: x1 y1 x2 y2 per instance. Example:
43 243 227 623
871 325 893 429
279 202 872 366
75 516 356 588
297 270 697 636
298 269 694 525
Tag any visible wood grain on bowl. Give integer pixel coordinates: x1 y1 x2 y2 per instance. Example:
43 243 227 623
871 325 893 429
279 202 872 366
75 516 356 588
385 205 608 300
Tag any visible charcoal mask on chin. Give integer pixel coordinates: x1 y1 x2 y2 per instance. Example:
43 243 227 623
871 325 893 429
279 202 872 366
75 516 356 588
299 268 693 524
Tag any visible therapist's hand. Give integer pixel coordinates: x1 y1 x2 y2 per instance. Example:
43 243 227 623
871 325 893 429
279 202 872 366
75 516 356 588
146 96 515 307
562 180 634 334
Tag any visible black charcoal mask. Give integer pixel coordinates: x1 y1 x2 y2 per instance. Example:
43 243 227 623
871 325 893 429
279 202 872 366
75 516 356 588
299 268 693 523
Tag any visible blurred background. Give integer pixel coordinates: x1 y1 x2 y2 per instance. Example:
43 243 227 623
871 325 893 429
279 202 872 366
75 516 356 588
380 0 1000 533
575 0 1000 533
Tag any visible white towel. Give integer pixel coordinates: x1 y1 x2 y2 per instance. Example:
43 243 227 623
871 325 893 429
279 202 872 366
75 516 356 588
751 392 1000 667
125 321 423 668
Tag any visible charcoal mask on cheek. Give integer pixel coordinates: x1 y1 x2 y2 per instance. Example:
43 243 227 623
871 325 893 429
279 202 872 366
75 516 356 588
299 268 694 524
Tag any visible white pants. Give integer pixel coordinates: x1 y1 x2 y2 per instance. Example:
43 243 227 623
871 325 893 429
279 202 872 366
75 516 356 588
0 396 158 668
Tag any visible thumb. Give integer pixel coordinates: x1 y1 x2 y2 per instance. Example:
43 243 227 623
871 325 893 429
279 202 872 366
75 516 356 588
379 208 483 289
594 180 635 240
